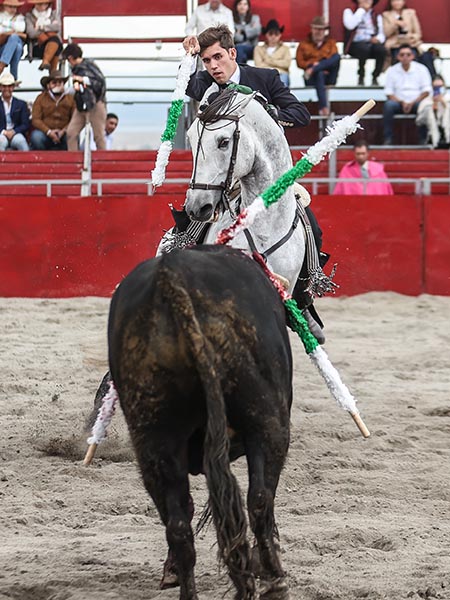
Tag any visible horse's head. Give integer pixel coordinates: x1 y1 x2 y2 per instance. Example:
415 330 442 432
185 88 260 222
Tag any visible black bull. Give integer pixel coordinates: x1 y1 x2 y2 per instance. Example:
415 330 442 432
108 245 293 600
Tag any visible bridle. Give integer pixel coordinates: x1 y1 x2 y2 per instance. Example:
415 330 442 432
189 90 247 218
188 88 300 260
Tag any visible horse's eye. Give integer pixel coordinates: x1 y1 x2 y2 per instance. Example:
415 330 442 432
218 138 230 149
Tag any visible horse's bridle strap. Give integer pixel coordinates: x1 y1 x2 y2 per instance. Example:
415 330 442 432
243 205 301 260
189 117 241 218
189 182 224 191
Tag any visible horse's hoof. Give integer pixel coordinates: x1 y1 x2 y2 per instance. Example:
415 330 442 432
259 576 289 599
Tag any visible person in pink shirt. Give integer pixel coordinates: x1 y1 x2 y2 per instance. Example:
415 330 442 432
333 140 394 194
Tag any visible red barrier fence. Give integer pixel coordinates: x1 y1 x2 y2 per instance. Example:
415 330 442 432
1 194 449 298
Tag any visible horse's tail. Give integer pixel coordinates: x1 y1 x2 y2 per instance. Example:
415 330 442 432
158 264 255 599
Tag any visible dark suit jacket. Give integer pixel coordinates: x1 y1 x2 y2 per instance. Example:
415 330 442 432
186 64 310 128
0 96 30 136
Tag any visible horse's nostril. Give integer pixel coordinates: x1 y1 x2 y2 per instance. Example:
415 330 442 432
198 204 213 219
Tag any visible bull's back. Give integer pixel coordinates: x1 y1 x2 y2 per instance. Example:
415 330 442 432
108 246 292 430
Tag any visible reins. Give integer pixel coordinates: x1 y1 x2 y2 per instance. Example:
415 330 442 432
189 88 253 219
190 114 241 217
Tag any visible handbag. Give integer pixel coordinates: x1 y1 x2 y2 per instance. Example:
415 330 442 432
74 83 96 112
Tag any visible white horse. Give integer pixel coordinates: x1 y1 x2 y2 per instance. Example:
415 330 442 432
182 86 305 293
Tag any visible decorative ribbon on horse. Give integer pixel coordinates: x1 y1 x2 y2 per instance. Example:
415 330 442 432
150 52 196 189
251 252 370 439
216 100 376 246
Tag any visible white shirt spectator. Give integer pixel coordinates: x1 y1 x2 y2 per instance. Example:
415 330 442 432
80 127 114 150
384 60 432 103
185 1 234 35
0 10 25 33
343 8 385 44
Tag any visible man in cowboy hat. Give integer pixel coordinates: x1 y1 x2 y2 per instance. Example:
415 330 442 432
0 71 29 150
183 24 309 128
61 42 107 151
254 19 291 87
296 16 341 116
30 69 75 150
0 0 26 80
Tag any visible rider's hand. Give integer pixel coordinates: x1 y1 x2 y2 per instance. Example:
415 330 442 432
183 35 200 55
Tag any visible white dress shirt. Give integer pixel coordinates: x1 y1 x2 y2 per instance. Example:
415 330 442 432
384 61 432 102
343 7 385 44
185 2 234 35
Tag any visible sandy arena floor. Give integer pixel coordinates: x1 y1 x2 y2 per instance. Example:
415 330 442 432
1 292 449 600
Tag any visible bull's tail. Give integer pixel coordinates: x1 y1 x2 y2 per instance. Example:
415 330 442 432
159 266 255 599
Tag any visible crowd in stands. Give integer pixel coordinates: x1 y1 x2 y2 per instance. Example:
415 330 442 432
185 0 449 147
1 0 448 152
0 2 116 154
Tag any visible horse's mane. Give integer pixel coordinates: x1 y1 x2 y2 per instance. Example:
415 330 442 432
198 87 259 125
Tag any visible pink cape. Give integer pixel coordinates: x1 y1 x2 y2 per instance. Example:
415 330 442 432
333 161 394 195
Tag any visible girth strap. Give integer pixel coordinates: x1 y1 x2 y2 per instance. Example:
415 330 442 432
243 205 301 260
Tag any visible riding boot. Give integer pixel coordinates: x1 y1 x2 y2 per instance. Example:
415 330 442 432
303 307 325 345
40 40 59 71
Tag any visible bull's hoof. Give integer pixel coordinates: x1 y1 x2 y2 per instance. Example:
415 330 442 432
159 563 179 589
259 576 289 599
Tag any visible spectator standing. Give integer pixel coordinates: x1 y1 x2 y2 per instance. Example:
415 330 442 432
25 0 62 72
343 0 386 86
383 43 431 145
333 140 393 195
30 69 74 150
80 112 119 151
254 19 291 88
185 0 234 36
0 71 29 150
61 43 107 151
382 0 435 77
416 75 450 148
232 0 261 64
0 0 26 80
296 16 340 116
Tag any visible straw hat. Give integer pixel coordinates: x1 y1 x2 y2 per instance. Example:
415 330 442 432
0 72 21 86
0 0 25 6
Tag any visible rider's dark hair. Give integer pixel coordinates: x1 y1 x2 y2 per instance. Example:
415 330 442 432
198 25 235 55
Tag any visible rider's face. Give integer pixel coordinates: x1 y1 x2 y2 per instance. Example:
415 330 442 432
200 42 237 84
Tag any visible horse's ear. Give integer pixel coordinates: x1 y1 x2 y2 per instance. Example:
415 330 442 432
234 91 258 117
198 83 220 113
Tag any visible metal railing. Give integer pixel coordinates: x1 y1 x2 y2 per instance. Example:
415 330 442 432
2 176 449 197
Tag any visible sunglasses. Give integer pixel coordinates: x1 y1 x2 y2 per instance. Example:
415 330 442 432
398 52 413 57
